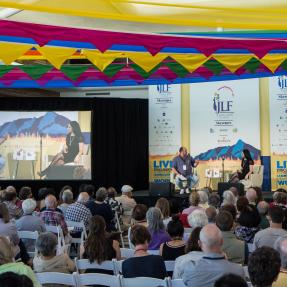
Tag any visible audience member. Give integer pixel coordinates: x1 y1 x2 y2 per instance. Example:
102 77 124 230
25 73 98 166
187 209 208 229
65 192 92 237
208 192 221 209
214 274 247 287
271 191 287 209
246 188 258 205
183 224 244 287
205 206 217 223
236 196 249 216
0 272 33 287
257 200 270 229
229 186 240 198
235 204 260 243
116 185 137 226
18 186 33 208
248 246 281 287
131 204 148 226
122 225 167 279
86 187 114 232
173 227 203 279
3 186 23 219
38 187 55 210
58 189 73 216
220 204 237 222
169 199 181 217
216 211 246 264
156 197 171 227
146 207 171 250
160 215 185 260
0 236 40 287
106 187 123 216
274 235 287 287
81 216 120 269
253 206 287 249
252 187 263 203
222 190 236 206
40 195 68 236
81 184 95 199
198 190 209 209
33 232 75 273
181 192 202 227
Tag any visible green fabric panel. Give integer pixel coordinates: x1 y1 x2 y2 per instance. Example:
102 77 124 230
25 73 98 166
280 59 287 71
204 59 224 75
130 63 161 78
165 62 189 77
61 65 89 80
103 64 125 77
19 65 53 79
0 66 15 77
244 57 261 73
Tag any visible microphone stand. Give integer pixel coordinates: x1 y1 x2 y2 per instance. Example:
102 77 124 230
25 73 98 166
222 157 225 182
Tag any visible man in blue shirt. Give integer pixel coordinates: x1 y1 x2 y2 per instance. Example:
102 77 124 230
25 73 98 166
172 146 199 194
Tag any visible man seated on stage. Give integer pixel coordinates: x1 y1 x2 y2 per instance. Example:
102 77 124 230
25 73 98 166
172 146 199 194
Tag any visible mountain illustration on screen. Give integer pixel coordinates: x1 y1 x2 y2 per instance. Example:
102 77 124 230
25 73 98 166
194 139 260 161
0 112 70 137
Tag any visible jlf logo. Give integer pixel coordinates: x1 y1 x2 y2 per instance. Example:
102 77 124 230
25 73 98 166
278 76 287 89
157 84 170 94
213 92 233 114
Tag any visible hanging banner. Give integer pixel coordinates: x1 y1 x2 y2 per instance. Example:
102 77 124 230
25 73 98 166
269 76 287 190
149 84 181 183
190 79 261 189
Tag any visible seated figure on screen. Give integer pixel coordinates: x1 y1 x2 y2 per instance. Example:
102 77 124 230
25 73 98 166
38 121 84 178
172 146 199 195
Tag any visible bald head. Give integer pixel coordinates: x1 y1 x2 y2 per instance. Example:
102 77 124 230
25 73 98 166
246 188 258 204
199 224 223 253
45 195 57 209
257 201 269 215
77 192 90 203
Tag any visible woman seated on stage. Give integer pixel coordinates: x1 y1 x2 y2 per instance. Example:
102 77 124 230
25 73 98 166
229 149 254 183
38 121 84 177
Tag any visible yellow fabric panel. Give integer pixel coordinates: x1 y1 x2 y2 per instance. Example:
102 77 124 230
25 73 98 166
213 54 253 73
260 54 287 73
0 42 33 64
1 0 287 29
171 54 208 73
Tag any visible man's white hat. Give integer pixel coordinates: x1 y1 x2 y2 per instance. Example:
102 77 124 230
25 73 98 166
121 185 133 193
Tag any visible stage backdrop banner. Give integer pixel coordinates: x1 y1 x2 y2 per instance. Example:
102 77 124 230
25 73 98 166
190 79 261 189
269 76 287 190
149 84 181 183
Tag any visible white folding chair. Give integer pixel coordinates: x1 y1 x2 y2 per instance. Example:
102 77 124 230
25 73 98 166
165 261 175 273
167 278 186 287
120 248 134 259
36 272 77 286
45 225 68 254
148 250 160 255
120 276 168 287
75 258 117 275
17 230 39 258
114 260 123 274
66 220 87 256
76 273 120 287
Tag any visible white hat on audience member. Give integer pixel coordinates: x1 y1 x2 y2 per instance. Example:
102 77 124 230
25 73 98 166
121 185 133 193
22 198 37 214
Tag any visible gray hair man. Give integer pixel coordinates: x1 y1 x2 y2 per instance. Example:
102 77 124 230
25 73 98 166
183 224 244 287
257 201 270 230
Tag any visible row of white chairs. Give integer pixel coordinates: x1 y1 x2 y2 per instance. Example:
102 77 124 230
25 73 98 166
36 272 186 287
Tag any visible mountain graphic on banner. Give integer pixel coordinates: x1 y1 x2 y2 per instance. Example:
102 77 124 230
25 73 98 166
195 139 260 161
0 112 70 137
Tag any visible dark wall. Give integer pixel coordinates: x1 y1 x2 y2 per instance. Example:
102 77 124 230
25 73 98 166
0 97 148 198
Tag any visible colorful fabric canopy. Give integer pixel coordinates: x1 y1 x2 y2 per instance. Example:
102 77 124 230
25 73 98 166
0 20 287 87
1 0 287 29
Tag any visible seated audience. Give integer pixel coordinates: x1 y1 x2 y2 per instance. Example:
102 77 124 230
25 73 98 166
198 190 209 209
0 272 33 287
146 207 171 250
253 206 287 249
208 192 221 210
122 225 167 279
17 186 33 208
271 191 287 209
220 204 237 223
181 192 202 227
182 224 244 287
173 227 203 279
248 246 281 287
156 197 171 227
39 195 68 236
222 190 237 206
82 215 120 263
80 184 95 200
160 215 185 260
187 209 208 229
65 192 92 237
214 274 248 287
216 211 246 264
3 186 23 219
169 198 181 217
252 187 263 203
116 185 136 226
86 187 114 232
235 204 260 243
16 199 46 252
257 200 270 230
236 196 249 217
229 186 240 198
33 232 75 273
105 187 123 228
274 235 287 287
205 206 217 223
246 188 258 205
0 236 40 287
58 188 73 216
0 202 20 256
37 187 55 210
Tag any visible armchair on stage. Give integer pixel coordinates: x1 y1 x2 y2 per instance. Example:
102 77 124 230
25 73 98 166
240 164 264 190
170 170 199 193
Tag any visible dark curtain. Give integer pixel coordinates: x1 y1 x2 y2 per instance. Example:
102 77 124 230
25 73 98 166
0 97 148 193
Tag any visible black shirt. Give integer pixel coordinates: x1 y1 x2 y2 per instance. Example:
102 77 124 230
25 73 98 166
240 158 254 179
64 134 83 163
161 242 186 261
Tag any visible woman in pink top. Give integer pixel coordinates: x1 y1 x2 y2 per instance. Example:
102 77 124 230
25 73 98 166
182 192 203 216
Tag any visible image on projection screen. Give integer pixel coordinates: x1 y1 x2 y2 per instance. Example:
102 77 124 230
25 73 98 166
0 111 91 180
